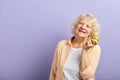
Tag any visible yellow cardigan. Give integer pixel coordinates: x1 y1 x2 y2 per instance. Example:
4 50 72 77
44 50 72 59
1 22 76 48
49 38 101 80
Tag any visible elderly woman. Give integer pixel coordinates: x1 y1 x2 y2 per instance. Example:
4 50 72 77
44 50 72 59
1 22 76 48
49 13 101 80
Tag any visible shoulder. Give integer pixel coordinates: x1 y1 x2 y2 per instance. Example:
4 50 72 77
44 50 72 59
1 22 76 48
93 45 101 51
87 44 100 49
86 45 101 53
90 45 101 54
57 39 69 46
92 44 100 49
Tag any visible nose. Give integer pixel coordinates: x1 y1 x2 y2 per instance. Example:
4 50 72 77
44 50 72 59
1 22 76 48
81 24 86 29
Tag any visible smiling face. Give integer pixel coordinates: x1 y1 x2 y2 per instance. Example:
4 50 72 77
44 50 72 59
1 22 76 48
74 17 93 38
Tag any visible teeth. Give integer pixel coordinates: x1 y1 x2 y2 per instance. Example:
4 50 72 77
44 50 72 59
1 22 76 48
79 30 85 33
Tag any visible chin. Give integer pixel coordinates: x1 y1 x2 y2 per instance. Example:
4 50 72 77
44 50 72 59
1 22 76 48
78 34 87 38
76 35 86 38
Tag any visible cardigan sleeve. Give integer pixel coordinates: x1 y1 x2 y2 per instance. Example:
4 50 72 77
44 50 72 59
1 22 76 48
81 45 101 80
49 42 60 80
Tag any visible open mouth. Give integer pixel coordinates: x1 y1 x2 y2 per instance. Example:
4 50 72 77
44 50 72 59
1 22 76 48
78 29 86 33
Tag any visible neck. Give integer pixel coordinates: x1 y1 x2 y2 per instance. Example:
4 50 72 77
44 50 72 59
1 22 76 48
71 36 87 48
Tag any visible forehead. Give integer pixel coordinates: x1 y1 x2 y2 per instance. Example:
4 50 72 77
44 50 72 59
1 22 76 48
79 17 93 25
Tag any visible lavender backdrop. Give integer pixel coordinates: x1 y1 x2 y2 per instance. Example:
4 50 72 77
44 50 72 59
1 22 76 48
0 0 120 80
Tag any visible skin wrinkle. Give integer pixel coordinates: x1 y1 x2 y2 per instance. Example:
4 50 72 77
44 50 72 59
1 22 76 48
49 14 101 80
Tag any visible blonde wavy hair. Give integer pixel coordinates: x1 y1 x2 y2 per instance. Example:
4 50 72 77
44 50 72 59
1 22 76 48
71 13 100 47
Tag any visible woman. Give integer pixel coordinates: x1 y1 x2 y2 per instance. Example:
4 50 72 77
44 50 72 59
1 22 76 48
49 13 101 80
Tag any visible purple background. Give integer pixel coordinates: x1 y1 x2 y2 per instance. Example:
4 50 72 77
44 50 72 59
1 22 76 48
0 0 120 80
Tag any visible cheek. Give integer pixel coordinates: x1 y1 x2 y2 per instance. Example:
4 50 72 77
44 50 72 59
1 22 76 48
74 27 79 32
73 29 78 35
87 29 92 35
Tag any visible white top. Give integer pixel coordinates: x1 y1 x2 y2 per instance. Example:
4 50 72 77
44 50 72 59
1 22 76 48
63 47 82 80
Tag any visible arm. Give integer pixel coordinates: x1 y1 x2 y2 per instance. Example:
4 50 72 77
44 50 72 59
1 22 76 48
49 43 59 80
81 45 101 80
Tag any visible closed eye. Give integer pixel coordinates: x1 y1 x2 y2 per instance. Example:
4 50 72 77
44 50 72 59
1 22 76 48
87 25 91 28
79 23 84 25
